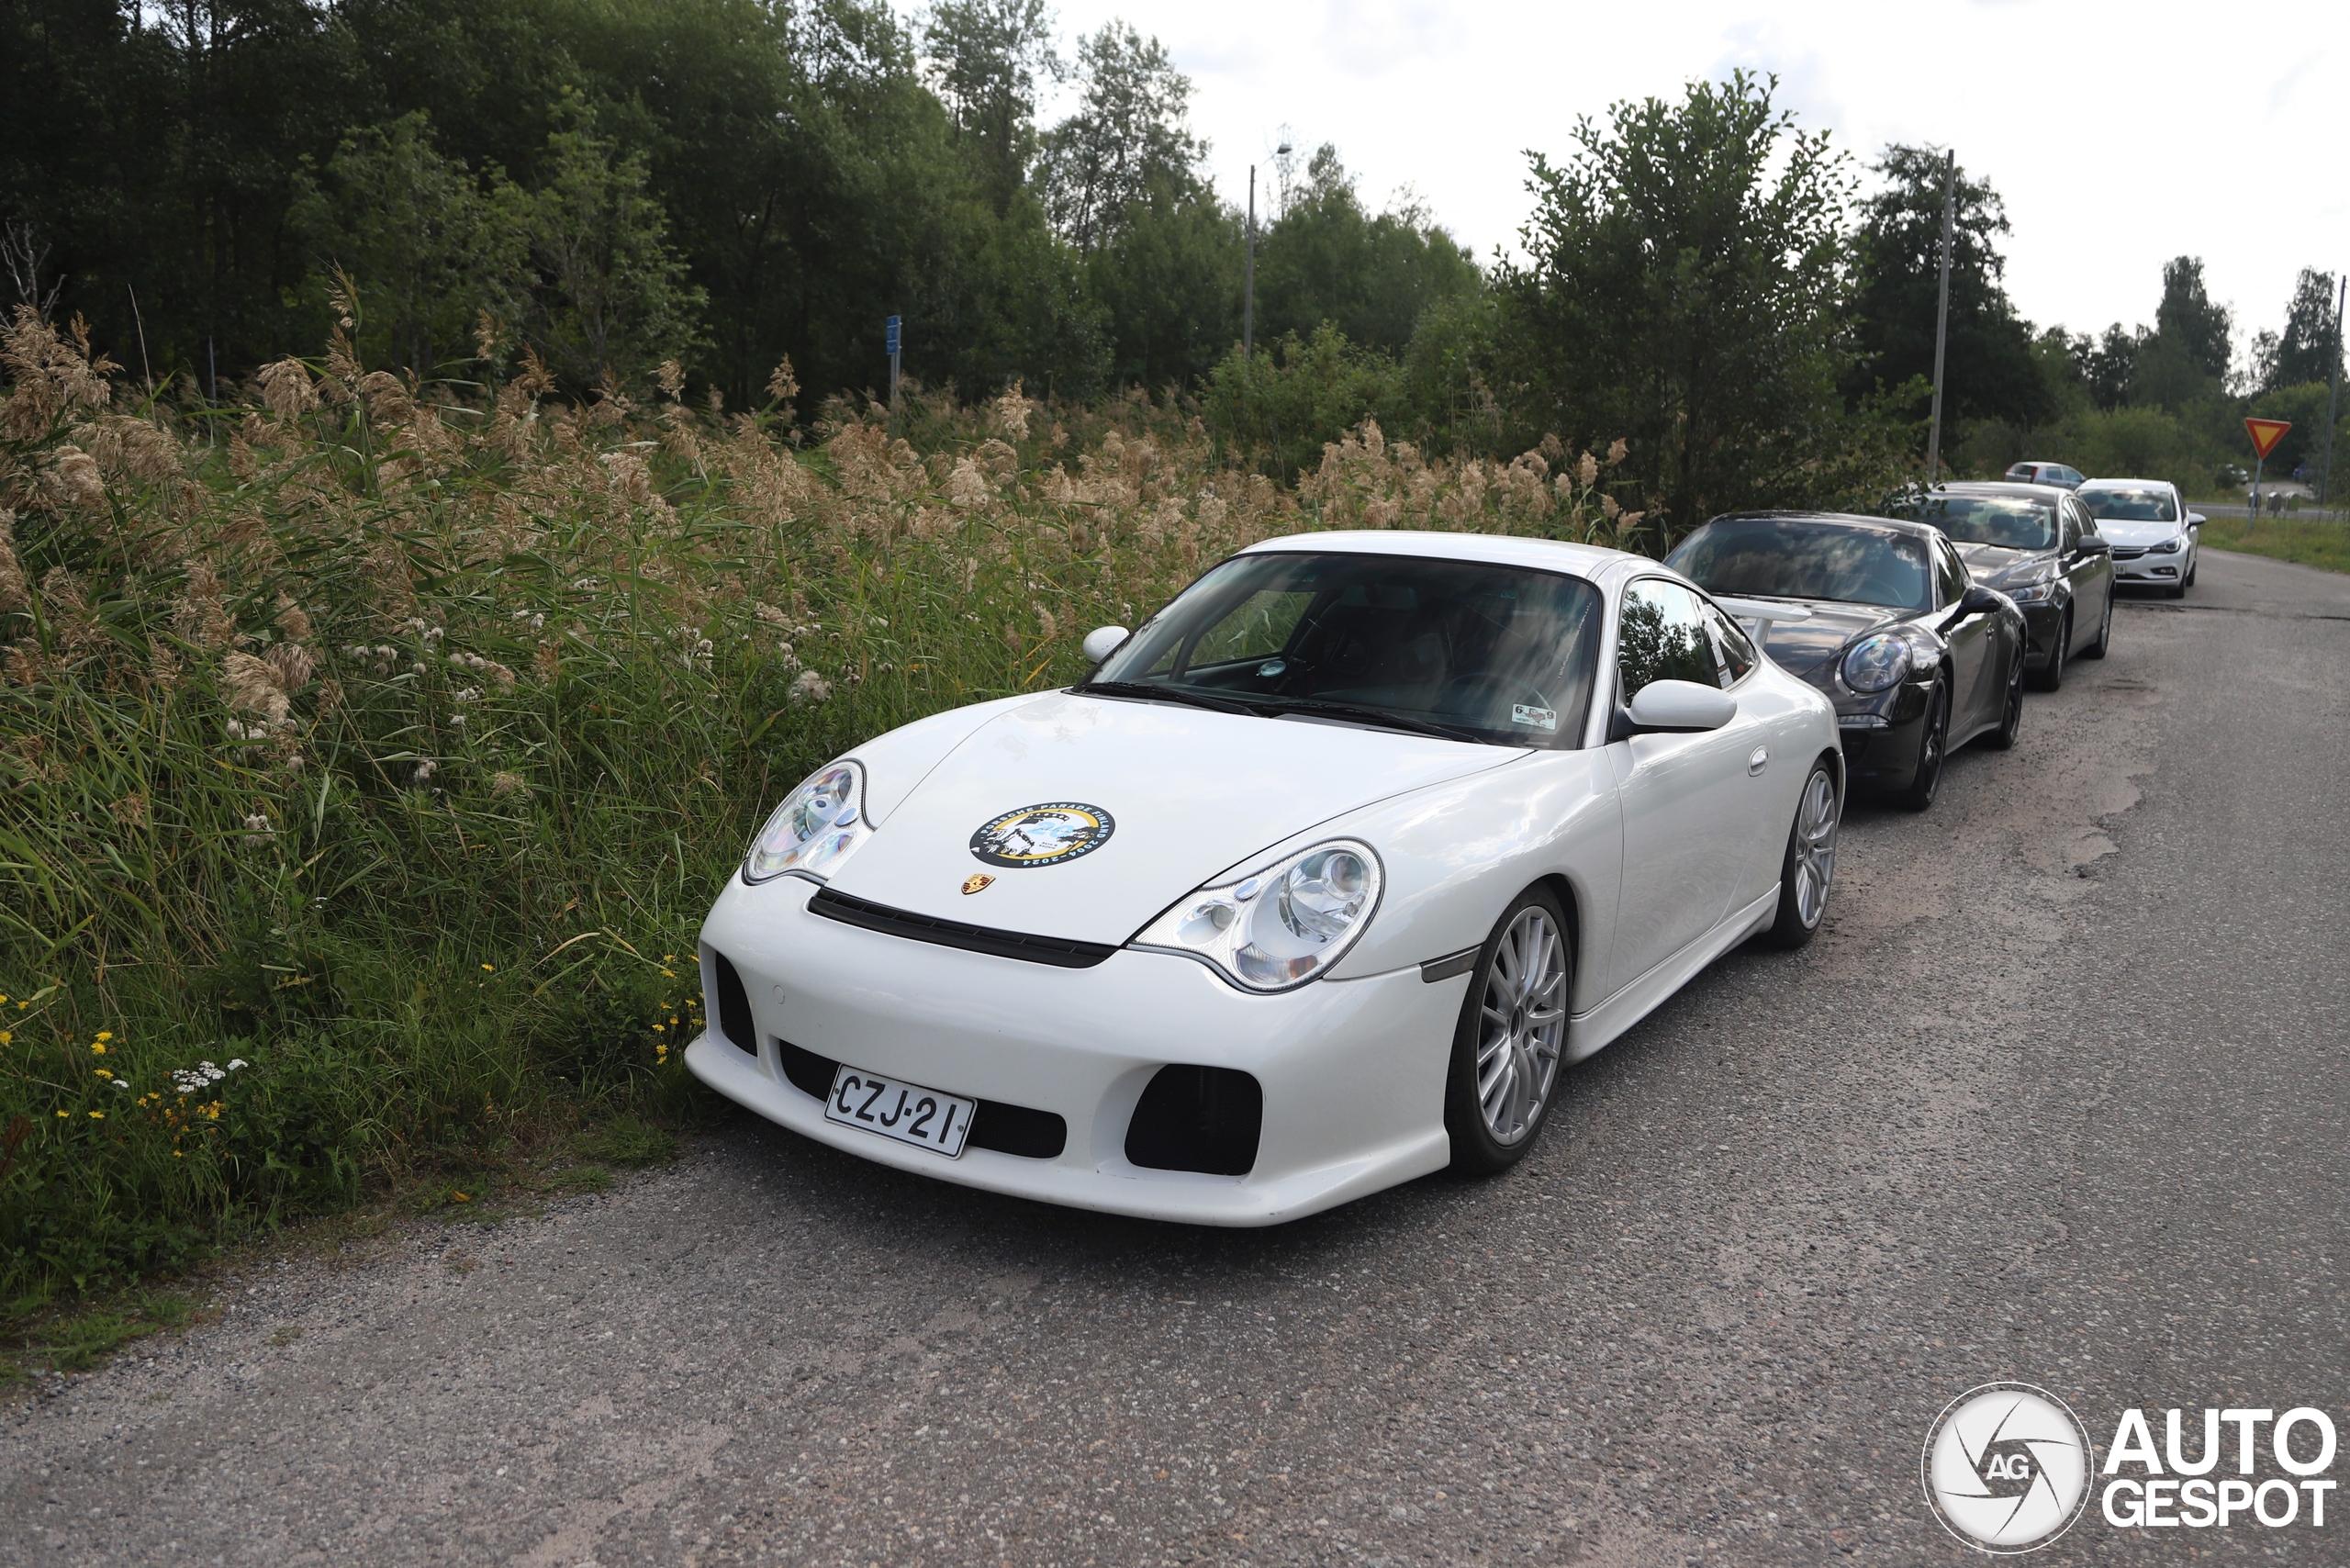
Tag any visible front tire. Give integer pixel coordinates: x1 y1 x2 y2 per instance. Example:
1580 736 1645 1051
1983 651 2024 750
1891 679 1949 812
2028 609 2070 692
2079 590 2112 659
1764 759 1841 949
1446 888 1572 1176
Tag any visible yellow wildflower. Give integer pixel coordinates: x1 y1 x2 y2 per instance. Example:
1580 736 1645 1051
55 1109 67 1117
91 1041 107 1054
95 1068 112 1079
0 1030 11 1044
481 963 495 972
96 1031 113 1041
89 1110 105 1119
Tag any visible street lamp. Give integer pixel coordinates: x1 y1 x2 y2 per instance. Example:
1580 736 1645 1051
1245 142 1291 364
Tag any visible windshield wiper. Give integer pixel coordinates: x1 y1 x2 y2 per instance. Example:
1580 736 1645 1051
1254 698 1483 743
1074 679 1258 716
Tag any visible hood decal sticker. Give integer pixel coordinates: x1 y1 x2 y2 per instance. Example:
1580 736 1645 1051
969 802 1116 868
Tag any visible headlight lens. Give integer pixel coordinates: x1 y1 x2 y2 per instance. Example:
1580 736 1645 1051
1841 633 1912 693
744 760 870 883
1133 839 1382 992
2150 536 2181 554
2004 579 2053 603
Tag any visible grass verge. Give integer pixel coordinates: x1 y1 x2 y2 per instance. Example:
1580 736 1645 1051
2196 516 2350 574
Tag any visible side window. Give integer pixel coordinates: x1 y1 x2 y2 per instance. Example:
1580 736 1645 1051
1617 579 1720 699
1933 541 1967 606
1701 601 1756 685
2059 501 2083 551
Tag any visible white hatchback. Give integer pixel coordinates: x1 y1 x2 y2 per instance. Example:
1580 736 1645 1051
688 532 1842 1225
2076 478 2199 598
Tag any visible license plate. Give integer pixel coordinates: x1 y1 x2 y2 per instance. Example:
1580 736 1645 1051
823 1064 974 1158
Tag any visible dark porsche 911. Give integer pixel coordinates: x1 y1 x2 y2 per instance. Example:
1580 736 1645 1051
1889 481 2114 691
1664 512 2028 811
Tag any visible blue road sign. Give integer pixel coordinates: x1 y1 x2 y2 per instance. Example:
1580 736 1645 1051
886 316 901 355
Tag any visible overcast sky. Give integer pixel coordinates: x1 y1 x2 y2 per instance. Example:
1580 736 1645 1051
1012 0 2344 354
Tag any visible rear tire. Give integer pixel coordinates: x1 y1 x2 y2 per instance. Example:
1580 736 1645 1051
1892 680 1949 812
2080 590 2112 659
2028 609 2070 692
1446 888 1572 1176
1764 759 1840 949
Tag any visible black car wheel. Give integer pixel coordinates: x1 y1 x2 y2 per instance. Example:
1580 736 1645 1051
2186 554 2198 588
1983 651 2024 751
1446 887 1572 1175
2028 608 2070 692
2164 574 2188 599
1892 679 1949 812
2080 590 2112 659
1764 758 1840 949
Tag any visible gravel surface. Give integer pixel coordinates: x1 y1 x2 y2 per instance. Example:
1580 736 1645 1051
6 549 2346 1567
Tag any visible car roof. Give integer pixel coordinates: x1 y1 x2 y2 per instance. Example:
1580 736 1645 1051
1930 481 2069 500
2076 476 2176 490
1238 529 1639 582
1688 509 1948 543
2010 459 2073 468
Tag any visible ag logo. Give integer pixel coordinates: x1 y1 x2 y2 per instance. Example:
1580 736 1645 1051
961 873 994 895
968 802 1115 868
1922 1383 2093 1552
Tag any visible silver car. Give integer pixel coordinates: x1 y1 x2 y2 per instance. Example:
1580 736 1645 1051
2076 478 2199 599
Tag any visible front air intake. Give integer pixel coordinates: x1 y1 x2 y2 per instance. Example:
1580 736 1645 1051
711 951 757 1058
1124 1065 1262 1176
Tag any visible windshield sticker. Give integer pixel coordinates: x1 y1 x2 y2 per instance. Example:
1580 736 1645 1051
970 803 1116 868
1511 704 1558 733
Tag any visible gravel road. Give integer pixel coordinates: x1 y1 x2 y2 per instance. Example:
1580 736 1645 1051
6 548 2347 1567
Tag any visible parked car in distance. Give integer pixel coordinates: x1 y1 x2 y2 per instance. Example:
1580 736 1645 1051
2004 460 2086 488
1891 482 2115 691
1664 512 2027 812
2076 477 2199 599
688 532 1843 1226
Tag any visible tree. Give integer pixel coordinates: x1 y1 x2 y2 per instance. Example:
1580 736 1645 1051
921 0 1057 216
1036 22 1203 252
515 104 707 386
288 112 528 375
2075 325 2138 411
1843 144 2050 428
2254 267 2343 393
1495 73 1897 531
1253 146 1480 355
2151 256 2231 383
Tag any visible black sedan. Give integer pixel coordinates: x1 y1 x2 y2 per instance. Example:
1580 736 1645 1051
1664 512 2028 811
1889 482 2114 690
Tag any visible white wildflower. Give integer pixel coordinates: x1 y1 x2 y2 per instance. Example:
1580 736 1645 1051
790 669 833 704
413 759 438 784
228 1058 248 1070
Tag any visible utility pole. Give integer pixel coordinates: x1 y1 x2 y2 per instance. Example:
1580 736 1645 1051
1244 166 1256 363
2321 273 2345 511
886 314 901 410
1926 148 1956 482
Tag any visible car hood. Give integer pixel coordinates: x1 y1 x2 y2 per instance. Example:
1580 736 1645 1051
1952 541 2048 582
2087 517 2183 546
1729 598 1911 686
829 690 1520 942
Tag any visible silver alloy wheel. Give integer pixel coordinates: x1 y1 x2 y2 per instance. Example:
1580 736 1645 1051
1475 907 1567 1144
1791 767 1840 928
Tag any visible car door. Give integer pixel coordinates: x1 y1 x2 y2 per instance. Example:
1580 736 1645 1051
1606 577 1771 991
1932 535 1998 732
2059 497 2110 651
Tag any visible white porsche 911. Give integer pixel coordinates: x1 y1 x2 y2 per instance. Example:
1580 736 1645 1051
688 531 1842 1225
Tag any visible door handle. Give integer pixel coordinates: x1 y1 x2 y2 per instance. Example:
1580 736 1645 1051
1748 745 1769 777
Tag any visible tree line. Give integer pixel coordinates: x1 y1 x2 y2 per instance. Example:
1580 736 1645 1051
4 0 2343 524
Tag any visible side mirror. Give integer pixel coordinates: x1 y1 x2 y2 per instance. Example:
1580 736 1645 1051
2079 534 2111 554
1081 625 1130 664
1613 678 1736 740
2186 512 2206 527
1957 584 2006 616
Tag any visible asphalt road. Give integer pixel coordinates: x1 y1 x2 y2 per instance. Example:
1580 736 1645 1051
6 549 2348 1567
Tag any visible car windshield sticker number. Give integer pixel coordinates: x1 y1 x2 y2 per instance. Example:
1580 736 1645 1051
969 802 1115 868
1511 703 1558 733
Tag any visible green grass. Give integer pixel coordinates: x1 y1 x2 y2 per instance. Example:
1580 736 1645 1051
0 317 1640 1336
2197 514 2350 574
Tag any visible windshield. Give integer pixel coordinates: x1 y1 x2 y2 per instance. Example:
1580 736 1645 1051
1088 551 1605 747
1664 517 1933 611
2078 487 2178 522
1895 492 2057 550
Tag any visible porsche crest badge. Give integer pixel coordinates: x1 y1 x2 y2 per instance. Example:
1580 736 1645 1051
961 873 995 895
968 802 1115 868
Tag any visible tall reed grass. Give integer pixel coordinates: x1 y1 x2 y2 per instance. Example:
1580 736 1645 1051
0 305 1642 1306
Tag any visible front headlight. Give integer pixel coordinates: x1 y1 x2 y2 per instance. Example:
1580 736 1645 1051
2004 579 2054 603
1133 839 1383 992
744 760 871 883
2150 536 2182 554
1841 633 1912 694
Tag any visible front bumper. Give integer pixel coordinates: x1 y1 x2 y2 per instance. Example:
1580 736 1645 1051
2012 599 2065 667
689 876 1460 1226
1834 678 1934 791
2110 548 2183 585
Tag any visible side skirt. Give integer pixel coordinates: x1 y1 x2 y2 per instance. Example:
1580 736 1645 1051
1563 888 1781 1066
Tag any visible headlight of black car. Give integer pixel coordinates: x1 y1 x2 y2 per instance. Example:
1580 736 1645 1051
1841 633 1913 694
